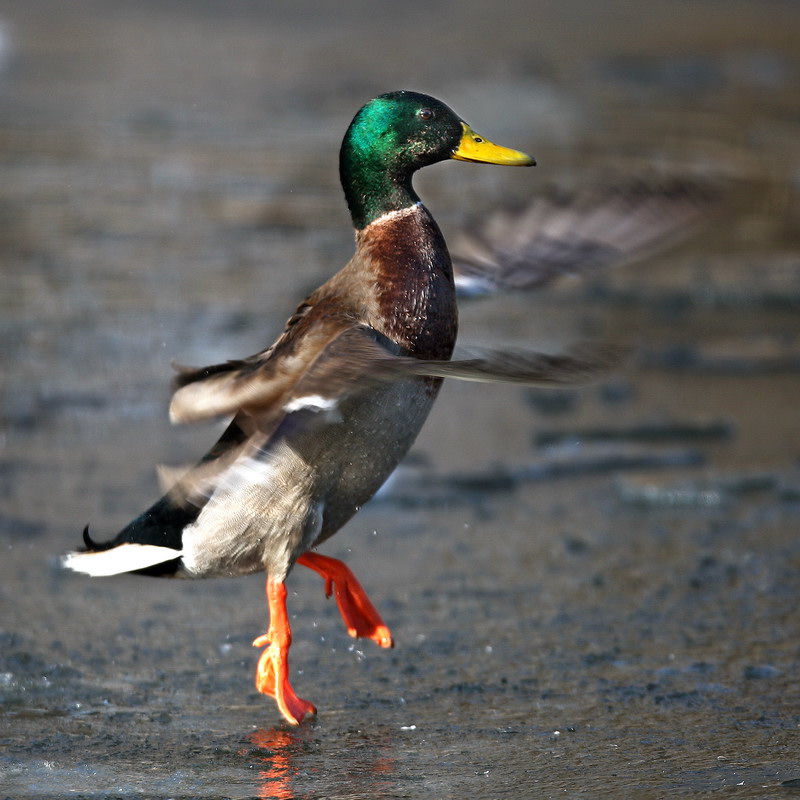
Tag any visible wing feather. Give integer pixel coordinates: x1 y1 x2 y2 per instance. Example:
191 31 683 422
452 177 716 296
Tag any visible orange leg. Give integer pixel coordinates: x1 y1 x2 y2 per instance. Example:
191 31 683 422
297 552 394 649
252 578 316 726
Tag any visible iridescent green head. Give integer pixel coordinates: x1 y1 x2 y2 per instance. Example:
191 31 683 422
340 91 534 230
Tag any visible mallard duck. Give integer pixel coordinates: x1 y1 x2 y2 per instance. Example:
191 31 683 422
62 91 703 725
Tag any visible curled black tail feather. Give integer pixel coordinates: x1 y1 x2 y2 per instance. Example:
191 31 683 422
81 496 195 553
81 524 114 552
77 518 183 577
82 524 97 550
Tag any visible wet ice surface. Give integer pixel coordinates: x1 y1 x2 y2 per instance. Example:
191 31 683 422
2 1 800 798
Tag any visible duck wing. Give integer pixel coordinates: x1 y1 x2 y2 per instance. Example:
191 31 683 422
172 323 619 435
451 177 716 297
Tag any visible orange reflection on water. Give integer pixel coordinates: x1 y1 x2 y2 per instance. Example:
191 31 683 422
239 728 297 800
238 722 398 798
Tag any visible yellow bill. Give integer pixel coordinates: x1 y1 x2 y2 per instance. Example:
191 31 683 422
451 122 535 166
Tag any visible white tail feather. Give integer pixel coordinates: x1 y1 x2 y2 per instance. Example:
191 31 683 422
61 543 182 577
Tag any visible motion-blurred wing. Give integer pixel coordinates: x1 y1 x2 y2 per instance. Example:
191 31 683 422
165 326 620 506
452 177 715 297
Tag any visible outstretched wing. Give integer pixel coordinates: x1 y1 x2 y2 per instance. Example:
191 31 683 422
451 177 716 297
163 324 405 505
382 343 623 385
168 324 401 426
171 323 620 429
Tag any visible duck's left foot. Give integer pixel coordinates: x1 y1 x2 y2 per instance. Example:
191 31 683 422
298 551 394 648
253 578 316 726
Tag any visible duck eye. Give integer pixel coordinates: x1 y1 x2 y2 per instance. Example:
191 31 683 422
418 108 434 121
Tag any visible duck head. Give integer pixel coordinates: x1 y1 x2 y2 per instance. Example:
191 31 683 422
340 90 535 229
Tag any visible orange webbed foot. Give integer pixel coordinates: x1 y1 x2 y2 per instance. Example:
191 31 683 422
254 579 316 726
298 551 394 649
